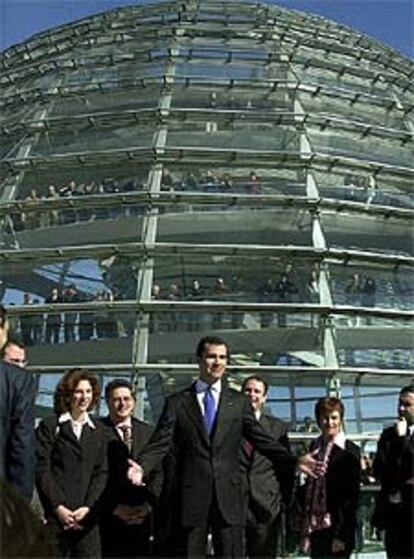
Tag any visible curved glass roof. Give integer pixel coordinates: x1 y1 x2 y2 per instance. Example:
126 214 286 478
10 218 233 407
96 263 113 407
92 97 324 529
0 0 413 432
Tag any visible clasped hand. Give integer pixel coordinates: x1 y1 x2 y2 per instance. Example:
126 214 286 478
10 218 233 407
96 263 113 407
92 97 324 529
113 503 151 525
127 458 145 486
56 505 90 530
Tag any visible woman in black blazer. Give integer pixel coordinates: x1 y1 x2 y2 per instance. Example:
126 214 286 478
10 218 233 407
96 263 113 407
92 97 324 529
300 397 360 558
36 368 107 558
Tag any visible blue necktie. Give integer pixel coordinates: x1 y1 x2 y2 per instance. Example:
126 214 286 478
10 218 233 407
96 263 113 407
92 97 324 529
203 387 216 434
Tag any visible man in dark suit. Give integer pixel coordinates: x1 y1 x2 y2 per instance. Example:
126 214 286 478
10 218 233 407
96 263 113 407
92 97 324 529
373 384 414 559
0 305 36 501
100 379 162 557
128 335 322 558
1 337 27 368
241 375 294 559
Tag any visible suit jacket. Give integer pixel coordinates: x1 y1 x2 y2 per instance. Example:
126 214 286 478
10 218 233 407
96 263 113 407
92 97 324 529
139 382 297 527
373 425 414 527
35 415 107 523
99 416 163 515
310 439 360 549
240 413 294 525
0 361 35 500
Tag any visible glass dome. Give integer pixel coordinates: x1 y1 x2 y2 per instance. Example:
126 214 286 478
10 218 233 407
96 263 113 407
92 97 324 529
0 0 413 430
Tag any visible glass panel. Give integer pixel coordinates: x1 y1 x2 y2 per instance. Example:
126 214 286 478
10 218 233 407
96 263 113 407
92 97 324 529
8 308 133 347
171 85 293 111
335 316 414 370
152 254 320 305
7 198 147 237
309 126 414 167
299 90 407 130
321 208 414 256
49 86 162 117
167 121 299 151
330 264 414 312
156 206 312 245
14 164 150 200
175 60 288 81
147 310 324 363
294 63 391 98
313 168 414 210
159 165 304 195
1 256 141 307
30 122 155 156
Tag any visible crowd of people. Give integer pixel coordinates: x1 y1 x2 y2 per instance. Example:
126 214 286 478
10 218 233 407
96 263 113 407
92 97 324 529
11 177 147 232
6 263 411 353
10 264 313 348
1 301 413 558
10 169 269 234
9 168 413 238
12 287 119 347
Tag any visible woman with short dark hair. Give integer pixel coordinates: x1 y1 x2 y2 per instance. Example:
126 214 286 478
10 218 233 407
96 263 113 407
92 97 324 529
36 368 107 558
300 396 360 558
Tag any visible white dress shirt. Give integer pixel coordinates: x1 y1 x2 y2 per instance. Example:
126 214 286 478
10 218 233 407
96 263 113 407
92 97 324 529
195 378 222 416
58 411 96 440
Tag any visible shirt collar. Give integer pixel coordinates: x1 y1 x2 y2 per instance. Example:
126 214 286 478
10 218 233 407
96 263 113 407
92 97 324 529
58 411 96 429
195 378 222 394
332 430 346 449
114 417 132 429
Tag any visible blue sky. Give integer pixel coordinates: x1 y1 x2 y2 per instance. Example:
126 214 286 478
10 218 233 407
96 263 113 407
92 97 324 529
0 0 413 58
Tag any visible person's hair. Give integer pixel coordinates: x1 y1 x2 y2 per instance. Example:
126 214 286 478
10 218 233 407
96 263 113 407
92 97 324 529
0 304 7 327
314 396 345 422
1 479 55 557
0 336 26 358
399 384 414 398
196 336 230 360
242 374 268 395
54 368 100 415
105 379 134 403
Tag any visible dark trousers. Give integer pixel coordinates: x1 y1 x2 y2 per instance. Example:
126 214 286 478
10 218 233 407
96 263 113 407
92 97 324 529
101 516 152 558
184 492 244 558
46 322 60 344
310 528 351 558
186 524 244 558
46 522 100 558
384 512 413 559
245 515 281 559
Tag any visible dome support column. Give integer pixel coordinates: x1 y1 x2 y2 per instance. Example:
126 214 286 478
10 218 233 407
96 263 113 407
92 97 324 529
132 54 177 418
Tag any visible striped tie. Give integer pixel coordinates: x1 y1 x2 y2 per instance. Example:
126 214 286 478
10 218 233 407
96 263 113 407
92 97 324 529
119 425 132 453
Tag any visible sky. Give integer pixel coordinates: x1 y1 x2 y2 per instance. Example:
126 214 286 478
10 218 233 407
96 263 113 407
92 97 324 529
0 0 413 58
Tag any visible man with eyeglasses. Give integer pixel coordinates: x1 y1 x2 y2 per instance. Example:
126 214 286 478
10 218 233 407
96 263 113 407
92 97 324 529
1 337 27 368
99 379 162 557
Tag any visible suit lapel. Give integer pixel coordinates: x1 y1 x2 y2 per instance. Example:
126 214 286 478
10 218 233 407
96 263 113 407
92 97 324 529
213 385 236 444
131 418 148 455
182 385 211 446
59 421 84 456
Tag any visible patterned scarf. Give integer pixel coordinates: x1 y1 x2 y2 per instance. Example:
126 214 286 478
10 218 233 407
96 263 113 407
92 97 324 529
300 436 335 553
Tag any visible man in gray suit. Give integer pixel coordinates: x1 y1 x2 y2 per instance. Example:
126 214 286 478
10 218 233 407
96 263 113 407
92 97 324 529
128 336 323 558
241 375 294 559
